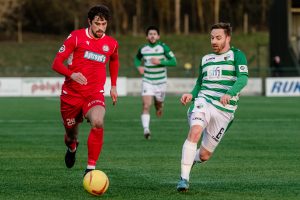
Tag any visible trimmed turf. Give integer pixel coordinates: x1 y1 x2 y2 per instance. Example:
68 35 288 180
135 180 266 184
0 96 299 200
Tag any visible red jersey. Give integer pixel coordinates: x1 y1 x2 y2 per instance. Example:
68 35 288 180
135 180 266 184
52 28 119 97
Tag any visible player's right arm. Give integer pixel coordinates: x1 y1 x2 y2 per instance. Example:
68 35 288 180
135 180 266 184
134 47 144 75
190 63 203 99
52 32 87 85
181 62 203 105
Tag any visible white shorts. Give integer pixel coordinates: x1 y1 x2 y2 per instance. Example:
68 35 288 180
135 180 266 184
141 81 166 102
188 97 234 152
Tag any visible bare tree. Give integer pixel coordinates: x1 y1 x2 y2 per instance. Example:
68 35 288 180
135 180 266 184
136 0 142 34
0 0 272 36
261 0 270 29
214 0 220 24
111 0 120 34
110 0 128 34
118 0 128 33
175 0 180 34
0 0 25 42
196 0 205 33
155 0 169 33
165 0 171 33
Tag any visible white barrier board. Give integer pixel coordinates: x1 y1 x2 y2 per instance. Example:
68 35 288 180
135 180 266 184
22 77 64 96
0 77 127 97
127 78 262 96
0 78 22 96
266 77 300 97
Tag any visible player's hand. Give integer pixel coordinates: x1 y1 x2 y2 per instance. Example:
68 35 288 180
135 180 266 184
110 86 118 106
70 72 87 85
151 57 161 65
181 94 193 105
220 94 231 106
137 67 144 75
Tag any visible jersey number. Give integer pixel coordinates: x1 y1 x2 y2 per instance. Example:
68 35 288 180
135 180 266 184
216 128 225 139
66 118 76 126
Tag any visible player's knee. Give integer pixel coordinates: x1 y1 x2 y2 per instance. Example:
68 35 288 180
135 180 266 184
200 152 211 162
191 126 202 134
154 101 162 108
188 126 202 142
143 103 151 111
65 126 78 138
91 119 104 128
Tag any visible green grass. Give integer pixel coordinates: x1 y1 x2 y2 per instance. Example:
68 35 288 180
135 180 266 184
0 96 299 200
0 32 268 77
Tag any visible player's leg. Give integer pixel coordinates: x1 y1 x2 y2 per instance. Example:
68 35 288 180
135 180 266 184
177 98 210 191
64 125 80 168
154 83 166 117
61 94 83 168
194 140 212 163
141 81 154 139
141 95 152 139
177 124 204 192
194 104 234 165
192 128 224 168
83 94 106 175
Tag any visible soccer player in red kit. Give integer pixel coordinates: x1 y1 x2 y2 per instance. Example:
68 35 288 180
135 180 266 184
52 5 119 175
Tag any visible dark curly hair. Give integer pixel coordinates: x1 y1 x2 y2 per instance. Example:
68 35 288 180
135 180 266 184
88 5 111 22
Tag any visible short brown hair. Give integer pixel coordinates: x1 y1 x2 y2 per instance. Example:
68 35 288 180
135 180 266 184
211 22 232 36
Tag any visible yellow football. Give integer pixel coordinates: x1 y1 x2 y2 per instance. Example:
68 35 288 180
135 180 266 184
83 170 109 196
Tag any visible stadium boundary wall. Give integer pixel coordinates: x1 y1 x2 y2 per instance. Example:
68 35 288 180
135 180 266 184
0 77 298 97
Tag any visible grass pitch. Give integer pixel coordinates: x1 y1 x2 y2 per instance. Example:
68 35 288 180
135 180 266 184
0 96 299 200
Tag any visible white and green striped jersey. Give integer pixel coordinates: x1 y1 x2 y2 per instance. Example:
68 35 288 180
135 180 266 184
134 41 176 85
191 47 248 113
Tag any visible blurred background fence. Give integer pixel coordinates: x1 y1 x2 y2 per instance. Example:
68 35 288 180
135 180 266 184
0 0 299 78
0 32 269 78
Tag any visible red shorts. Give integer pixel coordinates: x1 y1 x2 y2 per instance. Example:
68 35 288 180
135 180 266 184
60 92 105 129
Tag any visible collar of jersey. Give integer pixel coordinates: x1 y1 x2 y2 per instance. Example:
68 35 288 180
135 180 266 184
148 41 160 47
85 28 105 40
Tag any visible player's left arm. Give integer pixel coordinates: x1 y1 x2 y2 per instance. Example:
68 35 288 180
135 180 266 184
227 50 248 96
153 43 177 66
220 50 248 106
109 42 120 105
220 50 248 105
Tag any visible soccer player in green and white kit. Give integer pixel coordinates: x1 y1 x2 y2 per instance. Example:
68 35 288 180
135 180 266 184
134 26 177 139
177 22 248 191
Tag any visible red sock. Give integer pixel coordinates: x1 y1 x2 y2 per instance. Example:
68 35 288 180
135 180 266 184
87 128 104 166
64 134 77 151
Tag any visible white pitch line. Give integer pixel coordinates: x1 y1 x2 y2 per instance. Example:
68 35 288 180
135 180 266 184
0 118 299 123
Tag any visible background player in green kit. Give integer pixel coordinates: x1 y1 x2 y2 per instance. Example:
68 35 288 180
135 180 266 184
134 26 177 139
176 22 248 191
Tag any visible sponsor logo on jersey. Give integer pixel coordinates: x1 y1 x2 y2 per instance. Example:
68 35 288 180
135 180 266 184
87 99 105 107
196 105 203 109
224 54 231 61
84 51 106 63
205 56 215 62
86 41 90 45
102 45 109 52
208 66 222 79
142 48 151 53
192 117 204 122
238 65 248 73
59 45 65 53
